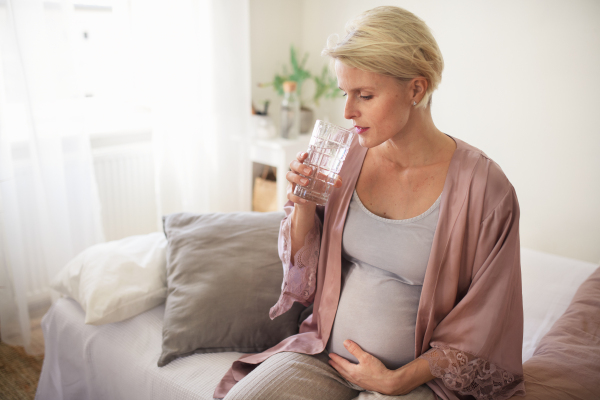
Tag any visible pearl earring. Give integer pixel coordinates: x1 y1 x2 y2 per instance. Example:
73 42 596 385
412 101 417 106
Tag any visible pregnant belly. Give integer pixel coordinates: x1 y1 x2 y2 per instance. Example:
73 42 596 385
326 263 422 370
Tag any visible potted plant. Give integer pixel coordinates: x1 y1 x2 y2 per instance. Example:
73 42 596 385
260 45 339 133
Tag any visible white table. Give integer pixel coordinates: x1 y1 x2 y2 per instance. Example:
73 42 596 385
250 134 312 210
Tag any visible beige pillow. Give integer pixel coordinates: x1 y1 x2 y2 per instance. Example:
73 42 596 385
518 266 600 399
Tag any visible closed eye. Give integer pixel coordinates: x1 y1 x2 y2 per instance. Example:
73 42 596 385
341 93 373 100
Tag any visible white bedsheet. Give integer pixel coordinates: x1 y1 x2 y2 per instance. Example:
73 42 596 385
36 297 241 400
36 248 599 399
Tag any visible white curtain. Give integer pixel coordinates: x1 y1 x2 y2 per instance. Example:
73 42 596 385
0 0 251 354
0 0 105 354
129 0 252 217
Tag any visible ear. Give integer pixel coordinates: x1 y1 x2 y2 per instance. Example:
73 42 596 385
410 77 428 104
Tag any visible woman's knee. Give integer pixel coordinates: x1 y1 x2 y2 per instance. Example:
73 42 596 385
223 352 308 400
223 351 356 400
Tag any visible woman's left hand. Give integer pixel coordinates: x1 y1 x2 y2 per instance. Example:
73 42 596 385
328 340 408 395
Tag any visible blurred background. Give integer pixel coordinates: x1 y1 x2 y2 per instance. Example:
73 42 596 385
0 0 598 354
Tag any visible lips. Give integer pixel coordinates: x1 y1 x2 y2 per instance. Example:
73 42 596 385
354 126 370 134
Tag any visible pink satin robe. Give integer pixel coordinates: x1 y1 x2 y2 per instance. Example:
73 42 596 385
215 135 526 400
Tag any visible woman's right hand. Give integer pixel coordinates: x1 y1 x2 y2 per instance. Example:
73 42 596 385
286 151 343 206
287 151 343 258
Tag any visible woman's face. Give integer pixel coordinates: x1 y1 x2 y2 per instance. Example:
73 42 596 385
335 60 414 148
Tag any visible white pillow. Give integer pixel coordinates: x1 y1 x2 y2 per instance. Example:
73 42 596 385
51 232 168 325
520 247 598 362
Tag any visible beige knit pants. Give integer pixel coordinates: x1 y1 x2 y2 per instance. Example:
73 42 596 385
223 351 436 400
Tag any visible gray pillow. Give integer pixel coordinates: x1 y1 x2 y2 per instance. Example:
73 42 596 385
158 211 305 367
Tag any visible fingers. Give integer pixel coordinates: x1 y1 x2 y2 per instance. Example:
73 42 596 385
285 170 311 205
329 346 391 394
292 152 312 175
286 152 313 206
287 188 309 204
344 340 368 363
290 162 313 178
292 152 310 171
328 358 351 380
334 176 343 188
286 170 309 188
328 352 361 387
289 152 312 179
296 151 308 162
286 151 344 205
328 353 353 376
328 352 354 369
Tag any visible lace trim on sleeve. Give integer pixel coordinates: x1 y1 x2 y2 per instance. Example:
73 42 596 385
269 212 321 319
419 343 525 400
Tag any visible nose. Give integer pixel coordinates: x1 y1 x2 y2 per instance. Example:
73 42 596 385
344 97 359 120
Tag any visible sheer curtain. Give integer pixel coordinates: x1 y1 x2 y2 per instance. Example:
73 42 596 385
129 0 252 217
0 0 251 354
0 0 105 354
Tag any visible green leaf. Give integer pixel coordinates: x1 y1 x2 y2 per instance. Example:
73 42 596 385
312 65 339 105
260 44 338 106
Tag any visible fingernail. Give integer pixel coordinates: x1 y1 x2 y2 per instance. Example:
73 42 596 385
344 340 351 347
303 167 312 175
301 178 308 185
301 198 308 203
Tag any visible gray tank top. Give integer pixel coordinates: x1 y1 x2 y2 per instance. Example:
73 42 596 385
326 189 441 369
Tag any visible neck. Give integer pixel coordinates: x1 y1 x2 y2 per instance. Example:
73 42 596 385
375 106 452 169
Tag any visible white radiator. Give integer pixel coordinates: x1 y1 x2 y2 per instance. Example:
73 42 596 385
91 131 159 242
5 132 159 307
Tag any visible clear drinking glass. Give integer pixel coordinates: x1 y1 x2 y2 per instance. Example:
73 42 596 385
293 120 355 205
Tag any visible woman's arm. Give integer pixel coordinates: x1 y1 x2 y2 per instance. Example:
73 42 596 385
270 152 342 319
390 357 435 395
270 201 322 319
328 340 435 395
286 151 325 259
290 202 317 259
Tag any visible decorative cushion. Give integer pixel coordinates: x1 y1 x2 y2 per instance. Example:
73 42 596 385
517 266 600 399
158 211 304 367
50 232 167 325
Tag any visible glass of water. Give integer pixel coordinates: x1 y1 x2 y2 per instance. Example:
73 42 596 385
293 120 355 205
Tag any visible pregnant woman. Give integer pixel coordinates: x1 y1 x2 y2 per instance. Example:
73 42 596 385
215 6 525 400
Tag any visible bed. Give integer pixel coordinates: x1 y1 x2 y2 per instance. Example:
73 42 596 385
37 299 241 399
36 224 600 400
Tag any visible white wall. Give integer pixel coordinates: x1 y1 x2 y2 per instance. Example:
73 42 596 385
250 0 304 131
250 0 600 264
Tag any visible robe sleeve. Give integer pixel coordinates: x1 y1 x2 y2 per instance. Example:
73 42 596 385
418 344 524 400
418 185 526 400
269 201 324 319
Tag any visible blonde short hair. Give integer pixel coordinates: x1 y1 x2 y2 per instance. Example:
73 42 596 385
323 6 444 108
